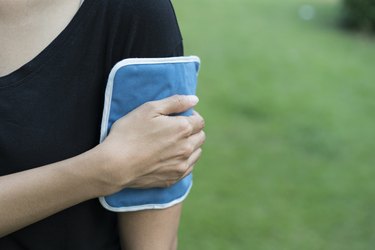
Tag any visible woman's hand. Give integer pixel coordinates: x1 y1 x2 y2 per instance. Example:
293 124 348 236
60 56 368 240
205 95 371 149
97 95 206 195
0 95 205 237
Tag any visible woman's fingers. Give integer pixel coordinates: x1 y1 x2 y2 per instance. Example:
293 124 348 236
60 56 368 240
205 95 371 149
179 165 194 181
187 111 205 135
103 95 206 191
188 130 206 154
182 148 203 178
172 111 205 137
188 111 206 134
188 148 202 169
149 95 199 115
174 148 202 184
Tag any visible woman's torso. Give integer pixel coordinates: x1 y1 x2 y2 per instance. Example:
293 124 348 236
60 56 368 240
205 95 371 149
0 0 183 249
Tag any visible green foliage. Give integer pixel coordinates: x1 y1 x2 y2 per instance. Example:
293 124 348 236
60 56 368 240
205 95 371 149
342 0 375 32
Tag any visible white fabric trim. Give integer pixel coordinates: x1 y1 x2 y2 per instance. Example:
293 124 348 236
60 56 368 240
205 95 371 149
100 55 200 143
99 182 193 212
98 56 200 212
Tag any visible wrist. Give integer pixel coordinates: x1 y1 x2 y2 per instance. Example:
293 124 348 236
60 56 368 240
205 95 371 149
87 142 134 196
67 144 110 198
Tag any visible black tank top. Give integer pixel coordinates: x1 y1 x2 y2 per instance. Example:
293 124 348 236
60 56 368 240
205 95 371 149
0 0 183 249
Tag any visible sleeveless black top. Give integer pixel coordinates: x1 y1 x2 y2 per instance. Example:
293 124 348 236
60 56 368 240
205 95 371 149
0 0 183 249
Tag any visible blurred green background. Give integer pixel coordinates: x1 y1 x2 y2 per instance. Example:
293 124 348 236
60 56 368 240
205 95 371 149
173 0 375 249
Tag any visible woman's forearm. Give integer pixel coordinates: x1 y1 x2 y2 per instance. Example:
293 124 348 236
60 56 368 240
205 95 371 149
0 146 106 237
0 95 204 238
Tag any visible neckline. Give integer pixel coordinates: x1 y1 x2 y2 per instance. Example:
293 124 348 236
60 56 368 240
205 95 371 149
0 0 93 89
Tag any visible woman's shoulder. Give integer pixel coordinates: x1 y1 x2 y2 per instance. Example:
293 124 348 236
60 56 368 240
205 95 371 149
94 0 182 61
102 0 176 19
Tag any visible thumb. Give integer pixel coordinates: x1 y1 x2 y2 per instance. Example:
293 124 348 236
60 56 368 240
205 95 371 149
153 95 199 115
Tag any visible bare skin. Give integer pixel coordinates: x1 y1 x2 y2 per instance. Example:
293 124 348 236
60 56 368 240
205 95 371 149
0 94 205 237
118 204 183 250
0 1 205 248
0 0 82 76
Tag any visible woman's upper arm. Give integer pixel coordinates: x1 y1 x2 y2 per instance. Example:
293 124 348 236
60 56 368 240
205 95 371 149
109 1 186 249
108 0 184 67
117 204 183 250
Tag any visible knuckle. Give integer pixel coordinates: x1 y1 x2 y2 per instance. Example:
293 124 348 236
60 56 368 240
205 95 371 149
197 147 203 156
177 162 188 174
178 119 192 136
163 180 172 188
200 117 206 129
173 95 184 107
144 101 158 111
141 102 154 112
194 111 205 126
180 144 194 158
201 131 207 143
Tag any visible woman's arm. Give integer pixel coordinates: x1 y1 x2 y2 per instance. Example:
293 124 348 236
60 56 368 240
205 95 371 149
0 147 106 237
117 111 204 250
118 204 183 250
0 95 205 237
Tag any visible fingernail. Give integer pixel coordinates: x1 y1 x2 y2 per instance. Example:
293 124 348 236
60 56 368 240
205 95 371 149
187 95 199 105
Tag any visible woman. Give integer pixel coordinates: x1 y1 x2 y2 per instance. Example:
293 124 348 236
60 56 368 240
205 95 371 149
0 0 205 249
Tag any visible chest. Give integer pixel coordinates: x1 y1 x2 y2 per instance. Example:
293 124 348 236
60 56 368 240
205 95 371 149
0 67 105 173
0 0 80 77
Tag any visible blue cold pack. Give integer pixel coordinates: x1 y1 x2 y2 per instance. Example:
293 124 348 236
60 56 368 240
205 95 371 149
99 56 200 212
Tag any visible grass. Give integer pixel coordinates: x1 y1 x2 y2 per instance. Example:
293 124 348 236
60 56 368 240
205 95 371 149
172 0 375 249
